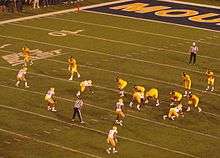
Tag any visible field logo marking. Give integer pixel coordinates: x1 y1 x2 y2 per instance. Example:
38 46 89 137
84 0 220 32
48 30 84 37
2 49 63 66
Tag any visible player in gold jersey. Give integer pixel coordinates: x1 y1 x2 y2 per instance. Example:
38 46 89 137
182 72 191 97
187 92 201 112
116 77 127 97
77 80 93 96
163 104 183 120
205 70 215 92
22 46 33 66
170 90 182 106
145 88 159 106
68 56 80 80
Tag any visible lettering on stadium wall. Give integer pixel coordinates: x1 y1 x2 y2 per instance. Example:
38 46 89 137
85 0 220 31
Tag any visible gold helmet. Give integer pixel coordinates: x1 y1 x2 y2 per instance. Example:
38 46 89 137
118 98 123 103
113 126 117 131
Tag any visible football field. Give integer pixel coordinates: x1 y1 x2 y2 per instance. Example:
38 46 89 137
0 1 220 158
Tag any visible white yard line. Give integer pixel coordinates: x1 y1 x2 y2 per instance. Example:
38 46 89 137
0 83 219 140
0 128 102 158
6 23 220 62
1 48 219 118
1 62 220 99
1 48 220 79
82 9 220 33
0 103 200 158
0 0 132 25
46 16 220 47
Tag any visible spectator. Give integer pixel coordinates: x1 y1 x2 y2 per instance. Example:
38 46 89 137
33 0 39 9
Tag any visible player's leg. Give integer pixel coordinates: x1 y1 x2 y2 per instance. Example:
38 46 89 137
15 77 21 87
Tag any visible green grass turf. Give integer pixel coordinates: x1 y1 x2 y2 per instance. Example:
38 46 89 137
0 6 220 158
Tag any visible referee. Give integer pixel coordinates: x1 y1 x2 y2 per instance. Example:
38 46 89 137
189 42 198 65
72 96 85 123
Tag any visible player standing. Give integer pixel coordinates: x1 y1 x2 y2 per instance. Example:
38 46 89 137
45 88 57 112
116 77 127 97
22 46 33 66
68 56 80 80
205 70 215 92
115 98 125 126
15 67 29 88
106 126 118 154
182 72 191 97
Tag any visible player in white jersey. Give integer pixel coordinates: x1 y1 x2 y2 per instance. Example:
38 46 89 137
77 80 93 96
115 99 125 126
45 88 56 112
106 126 118 154
15 67 29 88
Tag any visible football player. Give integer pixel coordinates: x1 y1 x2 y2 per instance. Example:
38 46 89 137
22 46 33 66
68 56 80 80
106 126 118 154
115 77 127 97
205 70 215 92
182 72 191 97
145 88 159 106
115 98 125 126
45 87 57 112
170 90 182 106
163 104 183 120
129 91 144 111
77 80 93 96
187 92 201 112
15 67 29 88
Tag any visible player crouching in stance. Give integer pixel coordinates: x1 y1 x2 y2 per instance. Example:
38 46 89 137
15 67 29 88
68 56 80 80
115 99 125 126
163 104 183 120
116 77 127 97
106 126 118 154
45 88 57 112
22 46 33 66
145 88 159 106
182 72 191 97
77 80 93 97
205 70 215 92
169 90 182 106
129 86 145 111
187 92 201 112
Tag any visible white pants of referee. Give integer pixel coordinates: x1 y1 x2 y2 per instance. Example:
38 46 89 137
72 107 83 122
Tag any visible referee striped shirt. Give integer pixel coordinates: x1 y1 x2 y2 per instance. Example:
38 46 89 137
74 99 83 109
